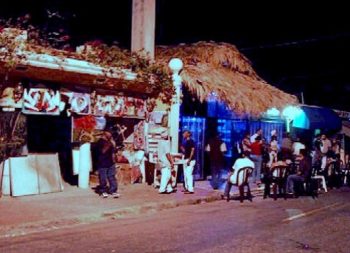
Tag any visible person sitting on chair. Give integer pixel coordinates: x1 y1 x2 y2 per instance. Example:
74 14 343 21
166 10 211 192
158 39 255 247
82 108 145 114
263 153 290 199
222 151 254 201
286 149 312 196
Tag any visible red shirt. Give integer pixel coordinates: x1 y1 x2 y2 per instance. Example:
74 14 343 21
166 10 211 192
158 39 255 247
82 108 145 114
250 141 262 155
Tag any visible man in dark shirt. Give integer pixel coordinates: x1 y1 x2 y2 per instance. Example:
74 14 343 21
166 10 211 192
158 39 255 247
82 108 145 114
206 133 227 189
286 149 312 195
180 130 196 193
96 130 119 198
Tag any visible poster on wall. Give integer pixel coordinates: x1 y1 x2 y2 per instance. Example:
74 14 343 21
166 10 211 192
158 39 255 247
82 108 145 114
93 95 124 117
61 92 91 114
72 115 105 143
0 87 24 109
22 88 60 115
92 95 146 118
133 121 145 150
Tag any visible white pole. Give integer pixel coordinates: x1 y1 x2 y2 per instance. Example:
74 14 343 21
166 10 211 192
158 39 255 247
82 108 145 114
168 58 183 153
286 118 291 133
78 143 92 189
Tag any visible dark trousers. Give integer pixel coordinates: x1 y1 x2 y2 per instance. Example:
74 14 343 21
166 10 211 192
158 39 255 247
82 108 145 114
145 161 155 185
287 174 305 193
210 165 222 189
98 165 118 193
263 174 272 197
224 180 233 197
224 179 252 201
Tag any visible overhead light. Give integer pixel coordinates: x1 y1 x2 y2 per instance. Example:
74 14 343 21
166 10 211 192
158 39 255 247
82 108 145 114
266 107 280 117
168 58 183 73
282 105 302 120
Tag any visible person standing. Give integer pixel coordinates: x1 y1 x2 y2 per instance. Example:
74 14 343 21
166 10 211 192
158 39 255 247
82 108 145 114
268 135 279 168
95 130 120 198
250 128 263 143
281 133 293 160
292 137 306 158
180 130 196 194
331 137 341 160
158 136 175 194
320 134 332 170
312 134 322 167
241 133 252 156
206 133 227 189
250 135 263 184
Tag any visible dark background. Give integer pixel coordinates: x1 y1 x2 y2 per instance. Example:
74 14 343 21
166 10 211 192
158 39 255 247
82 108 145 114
1 0 349 110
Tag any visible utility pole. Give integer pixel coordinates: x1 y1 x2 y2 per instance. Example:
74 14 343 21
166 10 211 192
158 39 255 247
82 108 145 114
301 92 305 104
131 0 156 59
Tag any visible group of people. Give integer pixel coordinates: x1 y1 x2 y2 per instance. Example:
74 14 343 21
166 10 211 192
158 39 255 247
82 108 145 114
155 130 196 194
222 130 342 200
94 126 342 200
94 129 197 198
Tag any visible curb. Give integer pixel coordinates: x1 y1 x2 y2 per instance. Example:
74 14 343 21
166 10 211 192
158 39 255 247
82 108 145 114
0 193 222 239
0 188 264 239
103 193 221 219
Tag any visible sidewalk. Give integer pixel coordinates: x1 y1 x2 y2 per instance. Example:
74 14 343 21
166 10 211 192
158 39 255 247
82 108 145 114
0 179 261 238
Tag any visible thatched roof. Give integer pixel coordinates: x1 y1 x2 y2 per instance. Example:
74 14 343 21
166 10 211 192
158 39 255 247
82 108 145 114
0 28 298 115
156 41 298 116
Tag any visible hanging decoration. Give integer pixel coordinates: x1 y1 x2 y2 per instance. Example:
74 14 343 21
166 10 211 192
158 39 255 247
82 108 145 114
61 92 91 115
133 121 145 150
92 95 146 118
22 88 60 115
0 84 24 110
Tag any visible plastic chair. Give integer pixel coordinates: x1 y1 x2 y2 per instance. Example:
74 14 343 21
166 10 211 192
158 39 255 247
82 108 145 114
229 166 254 203
268 165 289 200
311 166 327 193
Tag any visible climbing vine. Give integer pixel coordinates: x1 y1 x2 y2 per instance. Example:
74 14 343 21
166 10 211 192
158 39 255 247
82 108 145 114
0 14 174 103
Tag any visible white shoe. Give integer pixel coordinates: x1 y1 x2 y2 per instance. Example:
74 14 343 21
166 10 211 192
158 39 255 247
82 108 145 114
102 192 108 198
112 192 120 198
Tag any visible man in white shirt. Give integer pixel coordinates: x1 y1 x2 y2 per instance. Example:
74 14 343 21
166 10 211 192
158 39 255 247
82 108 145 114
320 134 332 170
222 152 255 201
250 128 263 143
157 138 175 194
320 134 332 154
292 138 306 156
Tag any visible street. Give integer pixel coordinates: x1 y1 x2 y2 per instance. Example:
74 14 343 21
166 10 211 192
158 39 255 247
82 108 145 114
1 188 349 253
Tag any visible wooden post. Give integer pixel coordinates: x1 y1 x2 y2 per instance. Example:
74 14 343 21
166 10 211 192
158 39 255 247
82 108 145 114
131 0 156 59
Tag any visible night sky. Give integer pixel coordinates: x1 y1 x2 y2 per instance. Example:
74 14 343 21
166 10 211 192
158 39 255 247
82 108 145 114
1 0 349 110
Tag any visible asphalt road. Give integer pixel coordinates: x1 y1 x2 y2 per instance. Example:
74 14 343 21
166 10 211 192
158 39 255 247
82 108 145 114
1 188 350 253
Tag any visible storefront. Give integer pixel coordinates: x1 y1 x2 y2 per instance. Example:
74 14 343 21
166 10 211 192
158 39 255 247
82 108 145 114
0 28 175 196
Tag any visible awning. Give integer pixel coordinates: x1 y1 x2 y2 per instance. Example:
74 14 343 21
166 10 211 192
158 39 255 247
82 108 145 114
292 105 341 131
340 121 350 137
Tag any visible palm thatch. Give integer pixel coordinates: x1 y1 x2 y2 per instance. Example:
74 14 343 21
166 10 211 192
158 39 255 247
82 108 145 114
156 41 298 116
